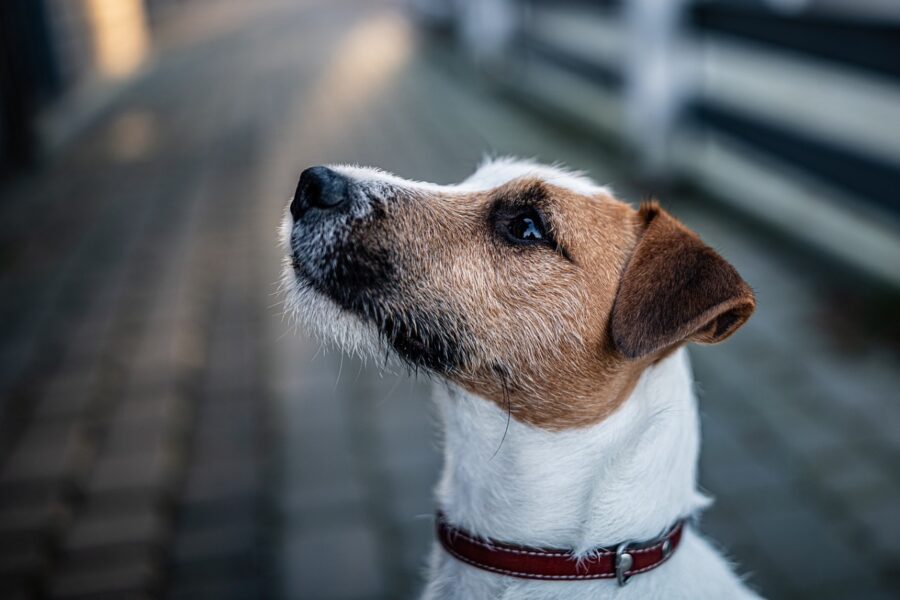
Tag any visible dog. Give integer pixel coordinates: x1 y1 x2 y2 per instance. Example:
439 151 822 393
282 158 762 599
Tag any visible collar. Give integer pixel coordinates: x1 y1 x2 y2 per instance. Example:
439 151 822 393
436 512 686 586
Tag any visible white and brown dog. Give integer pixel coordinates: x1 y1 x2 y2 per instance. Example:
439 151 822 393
282 158 762 599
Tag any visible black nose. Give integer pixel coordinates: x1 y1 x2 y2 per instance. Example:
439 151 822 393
291 166 349 220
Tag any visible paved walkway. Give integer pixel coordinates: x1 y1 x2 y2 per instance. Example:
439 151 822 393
0 1 898 599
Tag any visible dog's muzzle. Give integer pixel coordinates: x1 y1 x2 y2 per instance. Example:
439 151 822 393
287 165 395 319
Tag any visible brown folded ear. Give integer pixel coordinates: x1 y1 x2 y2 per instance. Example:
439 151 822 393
610 202 755 359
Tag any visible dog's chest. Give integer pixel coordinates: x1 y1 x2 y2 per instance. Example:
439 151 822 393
423 351 762 599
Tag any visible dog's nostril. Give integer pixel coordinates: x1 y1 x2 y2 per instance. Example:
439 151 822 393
291 166 349 220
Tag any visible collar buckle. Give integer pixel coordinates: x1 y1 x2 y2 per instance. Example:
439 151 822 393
614 541 635 587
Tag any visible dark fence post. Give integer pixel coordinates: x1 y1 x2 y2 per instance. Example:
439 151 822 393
0 0 60 175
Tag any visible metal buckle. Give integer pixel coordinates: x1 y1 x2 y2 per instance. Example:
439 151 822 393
614 541 634 587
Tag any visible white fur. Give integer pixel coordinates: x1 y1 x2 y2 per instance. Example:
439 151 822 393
328 156 611 197
423 349 762 599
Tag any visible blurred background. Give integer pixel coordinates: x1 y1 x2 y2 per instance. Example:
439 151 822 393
0 0 898 598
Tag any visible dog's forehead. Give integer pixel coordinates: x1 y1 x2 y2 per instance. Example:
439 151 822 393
328 159 609 197
461 158 608 196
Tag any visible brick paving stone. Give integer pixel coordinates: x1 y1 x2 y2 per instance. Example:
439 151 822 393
106 394 188 430
854 495 900 557
0 532 48 578
166 577 262 600
31 372 98 422
284 401 359 489
282 479 369 519
0 489 69 537
284 519 387 600
176 494 260 526
171 522 262 565
182 457 263 505
62 506 167 554
101 421 178 462
0 579 33 600
806 579 898 600
398 529 434 596
1 423 91 486
49 554 159 599
189 428 259 466
815 446 896 499
87 449 178 497
745 503 870 590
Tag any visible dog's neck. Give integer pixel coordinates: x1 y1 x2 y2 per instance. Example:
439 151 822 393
434 348 709 554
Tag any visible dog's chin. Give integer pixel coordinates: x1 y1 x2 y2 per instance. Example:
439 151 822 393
282 260 476 377
280 214 394 372
280 261 389 362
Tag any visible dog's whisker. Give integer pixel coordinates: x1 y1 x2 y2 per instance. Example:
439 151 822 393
489 371 512 461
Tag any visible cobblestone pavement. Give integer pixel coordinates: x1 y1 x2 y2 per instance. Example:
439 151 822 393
1 1 898 599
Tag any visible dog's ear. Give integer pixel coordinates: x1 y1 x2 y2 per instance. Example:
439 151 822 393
610 202 755 359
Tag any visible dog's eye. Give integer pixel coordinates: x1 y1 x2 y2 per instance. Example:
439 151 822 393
505 209 549 244
491 202 566 256
510 214 544 242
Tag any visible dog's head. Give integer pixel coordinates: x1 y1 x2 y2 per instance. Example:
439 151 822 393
282 159 754 429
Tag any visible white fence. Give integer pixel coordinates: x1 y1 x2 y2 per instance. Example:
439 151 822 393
417 0 900 285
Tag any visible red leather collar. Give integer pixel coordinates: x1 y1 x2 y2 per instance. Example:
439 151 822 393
436 512 685 586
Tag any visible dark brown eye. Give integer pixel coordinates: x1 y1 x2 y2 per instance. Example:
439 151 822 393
504 208 549 245
489 199 574 261
509 214 544 242
490 201 563 254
